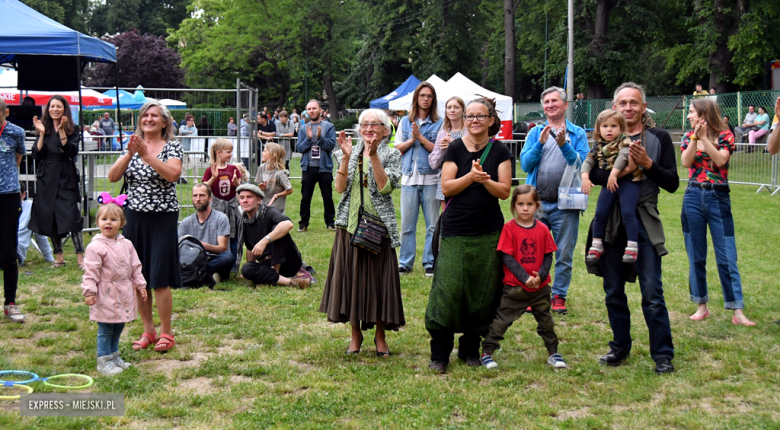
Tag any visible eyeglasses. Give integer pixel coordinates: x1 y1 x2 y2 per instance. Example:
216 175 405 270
418 94 434 99
360 122 383 129
463 114 490 122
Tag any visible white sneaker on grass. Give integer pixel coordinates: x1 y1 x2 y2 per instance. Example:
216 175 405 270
4 303 25 323
110 351 132 370
97 355 123 375
547 353 567 369
481 353 498 369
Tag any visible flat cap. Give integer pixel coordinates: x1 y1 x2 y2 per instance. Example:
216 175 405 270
236 183 264 199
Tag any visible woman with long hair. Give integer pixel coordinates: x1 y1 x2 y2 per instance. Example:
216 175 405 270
320 109 404 357
681 98 754 326
425 98 512 373
29 95 84 269
108 101 183 352
429 96 467 209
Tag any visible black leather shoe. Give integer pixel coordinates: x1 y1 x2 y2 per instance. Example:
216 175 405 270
460 356 482 367
345 333 364 355
599 349 630 367
428 361 446 374
654 358 674 374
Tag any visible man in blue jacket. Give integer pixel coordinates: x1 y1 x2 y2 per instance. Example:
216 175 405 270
520 86 589 315
393 82 443 277
296 100 336 232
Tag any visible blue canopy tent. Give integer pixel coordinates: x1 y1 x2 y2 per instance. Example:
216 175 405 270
92 89 148 110
0 0 117 225
369 75 421 109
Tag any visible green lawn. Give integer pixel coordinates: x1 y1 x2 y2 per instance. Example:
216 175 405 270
2 181 779 429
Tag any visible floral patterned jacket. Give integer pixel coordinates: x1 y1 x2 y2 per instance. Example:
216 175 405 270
334 139 402 247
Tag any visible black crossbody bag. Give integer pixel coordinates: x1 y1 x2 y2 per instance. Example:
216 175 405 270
350 154 388 255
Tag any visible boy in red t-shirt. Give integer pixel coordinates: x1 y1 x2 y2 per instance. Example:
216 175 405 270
481 185 567 369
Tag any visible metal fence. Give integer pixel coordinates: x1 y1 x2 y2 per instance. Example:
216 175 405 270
18 137 779 233
515 90 780 131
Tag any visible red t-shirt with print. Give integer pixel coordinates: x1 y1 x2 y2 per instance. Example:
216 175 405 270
202 164 241 200
497 220 558 292
680 130 735 184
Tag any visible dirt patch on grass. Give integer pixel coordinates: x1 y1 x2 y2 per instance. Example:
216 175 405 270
288 360 316 372
145 352 211 372
178 377 218 394
555 407 591 421
229 375 253 384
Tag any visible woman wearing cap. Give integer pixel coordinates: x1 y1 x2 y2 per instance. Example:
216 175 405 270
108 100 183 352
320 108 404 357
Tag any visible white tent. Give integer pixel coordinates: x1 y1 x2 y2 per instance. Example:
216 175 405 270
446 73 514 140
387 72 514 140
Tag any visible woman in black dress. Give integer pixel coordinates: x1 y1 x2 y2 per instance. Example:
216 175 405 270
108 100 183 353
29 95 84 269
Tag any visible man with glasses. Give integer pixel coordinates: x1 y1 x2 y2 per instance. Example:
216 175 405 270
394 82 443 277
295 99 336 232
520 87 589 314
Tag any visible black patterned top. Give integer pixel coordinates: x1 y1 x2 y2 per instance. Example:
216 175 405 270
122 140 182 212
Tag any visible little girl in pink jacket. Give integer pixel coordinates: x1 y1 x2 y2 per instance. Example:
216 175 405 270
82 193 147 375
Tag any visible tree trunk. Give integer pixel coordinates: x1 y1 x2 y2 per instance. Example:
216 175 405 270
504 0 519 99
586 0 616 100
481 41 490 88
708 0 744 93
323 73 338 118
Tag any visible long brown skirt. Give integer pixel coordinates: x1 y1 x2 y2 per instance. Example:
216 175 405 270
319 228 405 331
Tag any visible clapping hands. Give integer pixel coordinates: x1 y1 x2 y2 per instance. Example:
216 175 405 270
337 130 352 158
32 116 45 135
470 159 490 183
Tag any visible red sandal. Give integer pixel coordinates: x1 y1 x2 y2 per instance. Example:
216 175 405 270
154 334 176 352
132 332 157 351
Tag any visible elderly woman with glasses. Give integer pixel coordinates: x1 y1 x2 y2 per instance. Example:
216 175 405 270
425 97 512 373
319 109 404 358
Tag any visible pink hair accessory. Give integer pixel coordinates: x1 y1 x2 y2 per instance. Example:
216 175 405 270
97 192 128 207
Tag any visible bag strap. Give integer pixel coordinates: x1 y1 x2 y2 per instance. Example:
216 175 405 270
358 152 365 210
443 138 495 213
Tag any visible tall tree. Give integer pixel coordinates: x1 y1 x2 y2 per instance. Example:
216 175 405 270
504 0 521 99
88 0 193 37
22 0 90 32
84 30 185 88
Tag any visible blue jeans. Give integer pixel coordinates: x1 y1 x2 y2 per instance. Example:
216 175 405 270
399 184 439 270
600 219 674 362
207 251 235 280
593 179 640 243
681 187 744 309
97 322 125 357
538 201 580 298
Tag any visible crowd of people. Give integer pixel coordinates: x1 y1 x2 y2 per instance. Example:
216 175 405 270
1 83 779 377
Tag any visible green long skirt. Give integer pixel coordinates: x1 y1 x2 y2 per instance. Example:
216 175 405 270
425 232 504 334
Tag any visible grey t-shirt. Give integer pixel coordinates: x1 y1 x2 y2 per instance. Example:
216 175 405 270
743 112 758 126
99 118 115 134
307 122 323 168
255 164 293 213
536 132 570 202
178 209 230 257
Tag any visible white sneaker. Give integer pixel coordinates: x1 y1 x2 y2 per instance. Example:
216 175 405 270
97 355 124 375
547 353 567 369
110 351 132 370
4 303 25 323
212 273 222 284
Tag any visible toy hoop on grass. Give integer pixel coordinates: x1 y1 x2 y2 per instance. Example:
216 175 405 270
0 383 34 400
0 370 40 385
41 374 94 390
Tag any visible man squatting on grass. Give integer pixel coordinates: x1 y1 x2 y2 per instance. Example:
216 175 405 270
585 82 678 375
235 184 310 289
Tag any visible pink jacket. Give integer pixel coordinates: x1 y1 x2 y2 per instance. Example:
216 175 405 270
81 234 147 323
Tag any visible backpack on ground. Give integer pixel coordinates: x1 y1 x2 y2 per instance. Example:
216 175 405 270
178 235 214 289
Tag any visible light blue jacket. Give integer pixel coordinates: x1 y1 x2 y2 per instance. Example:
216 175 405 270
296 120 336 172
520 119 590 187
399 115 443 176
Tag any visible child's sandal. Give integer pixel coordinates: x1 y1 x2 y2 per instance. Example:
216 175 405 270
132 332 157 351
586 248 602 263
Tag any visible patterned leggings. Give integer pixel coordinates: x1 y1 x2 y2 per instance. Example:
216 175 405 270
51 231 84 255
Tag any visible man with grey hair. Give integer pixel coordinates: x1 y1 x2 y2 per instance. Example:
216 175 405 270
585 81 678 375
0 99 28 323
520 86 589 315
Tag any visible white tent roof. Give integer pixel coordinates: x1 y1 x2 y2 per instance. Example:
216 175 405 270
446 73 513 121
158 98 186 107
387 72 513 121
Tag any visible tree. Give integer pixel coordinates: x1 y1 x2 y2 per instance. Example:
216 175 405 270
84 30 185 88
504 0 521 99
22 0 89 32
88 0 193 37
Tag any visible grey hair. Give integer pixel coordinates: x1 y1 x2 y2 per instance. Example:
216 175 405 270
354 108 392 142
540 86 567 106
613 82 647 104
135 100 176 142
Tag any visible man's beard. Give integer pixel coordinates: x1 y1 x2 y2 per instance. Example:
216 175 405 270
310 112 320 121
194 202 209 212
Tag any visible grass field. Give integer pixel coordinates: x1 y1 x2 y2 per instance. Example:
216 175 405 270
1 180 779 429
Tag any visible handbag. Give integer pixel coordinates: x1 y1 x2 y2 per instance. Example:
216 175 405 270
432 138 495 263
350 153 388 255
